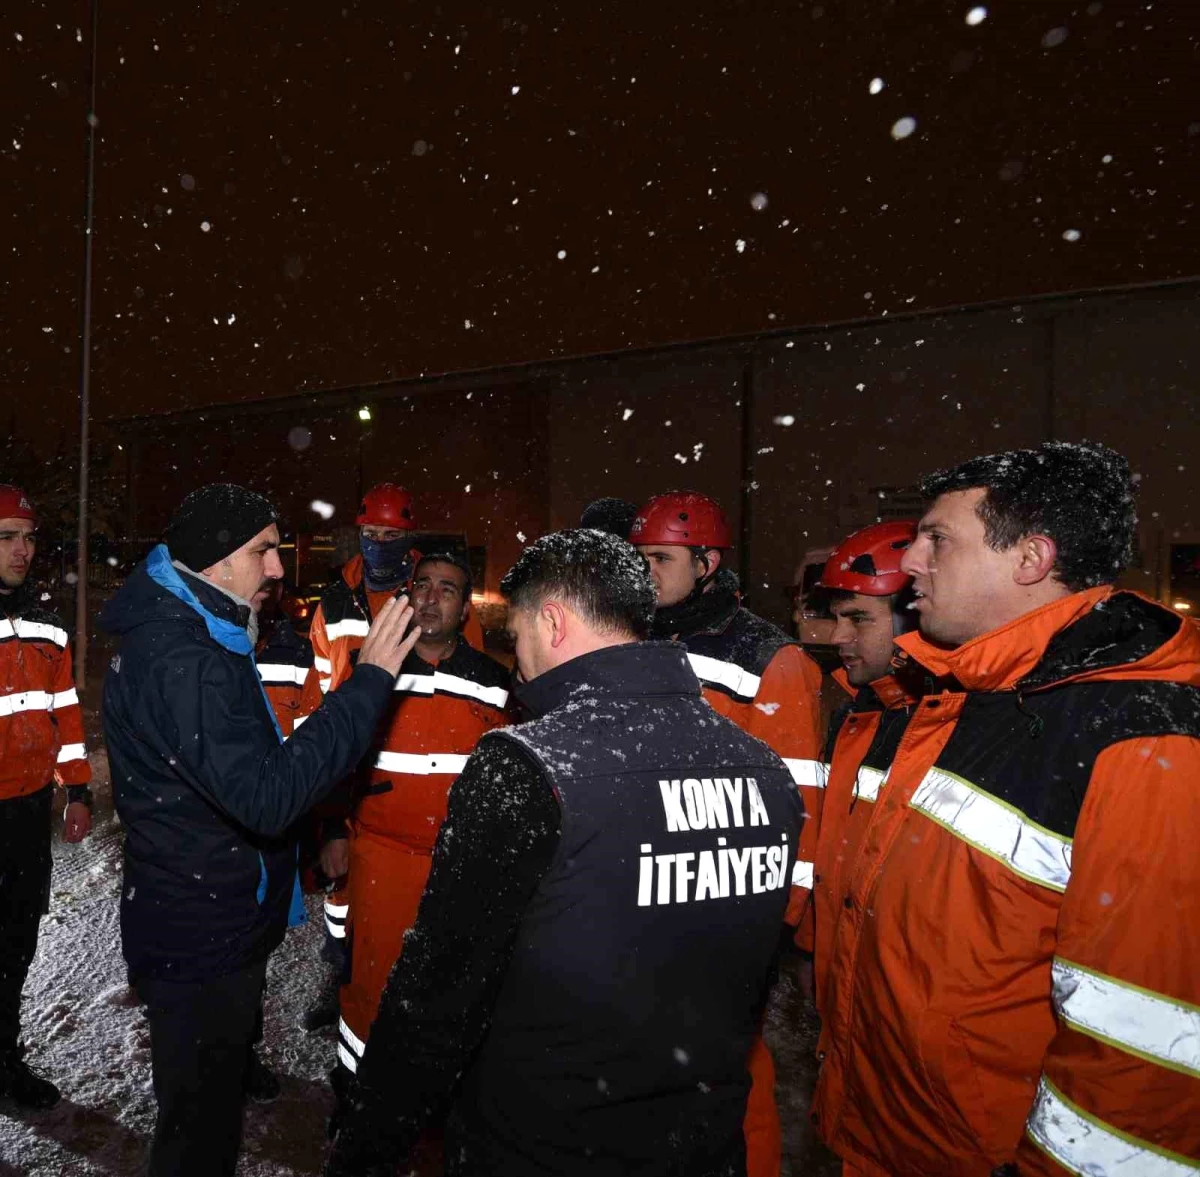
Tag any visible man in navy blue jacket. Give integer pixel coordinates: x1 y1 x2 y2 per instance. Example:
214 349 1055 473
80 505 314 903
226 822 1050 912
101 484 420 1177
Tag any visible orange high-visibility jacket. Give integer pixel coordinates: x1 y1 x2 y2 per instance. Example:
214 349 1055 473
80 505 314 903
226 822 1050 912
808 670 918 1016
813 587 1200 1177
1 593 90 799
254 615 314 737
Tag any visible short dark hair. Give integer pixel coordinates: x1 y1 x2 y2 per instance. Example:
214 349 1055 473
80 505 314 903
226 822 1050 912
920 441 1136 592
414 551 473 601
579 497 639 541
500 529 656 639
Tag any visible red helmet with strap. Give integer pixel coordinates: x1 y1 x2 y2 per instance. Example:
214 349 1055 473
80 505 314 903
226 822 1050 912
629 492 732 549
356 483 416 530
819 520 917 596
0 485 37 525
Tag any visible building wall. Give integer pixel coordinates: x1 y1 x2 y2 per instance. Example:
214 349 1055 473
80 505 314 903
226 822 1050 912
111 282 1200 627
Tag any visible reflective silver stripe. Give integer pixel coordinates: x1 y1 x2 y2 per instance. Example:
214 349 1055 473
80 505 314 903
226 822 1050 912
374 751 469 775
293 715 309 730
257 663 309 686
0 690 53 717
325 917 347 939
325 619 370 641
1025 1076 1197 1176
393 671 509 709
56 743 88 763
336 1043 359 1073
51 688 79 709
784 758 828 789
909 767 1072 892
313 655 333 674
687 653 762 702
0 619 69 647
318 678 332 695
1053 958 1200 1079
324 902 349 919
854 765 888 803
791 860 815 889
339 1016 366 1058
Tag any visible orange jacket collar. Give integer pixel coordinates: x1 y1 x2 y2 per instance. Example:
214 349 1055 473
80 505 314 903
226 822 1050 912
894 585 1111 692
831 665 920 709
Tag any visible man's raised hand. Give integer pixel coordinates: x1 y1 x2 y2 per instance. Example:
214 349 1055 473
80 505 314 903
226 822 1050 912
358 594 421 677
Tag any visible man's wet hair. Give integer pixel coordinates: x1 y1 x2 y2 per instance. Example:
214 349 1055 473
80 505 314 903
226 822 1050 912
501 529 656 639
920 441 1136 592
413 551 473 601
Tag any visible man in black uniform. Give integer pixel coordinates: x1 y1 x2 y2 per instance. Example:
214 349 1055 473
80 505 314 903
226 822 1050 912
326 529 803 1177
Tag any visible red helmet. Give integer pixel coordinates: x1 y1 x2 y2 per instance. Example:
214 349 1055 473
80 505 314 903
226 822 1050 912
356 483 416 530
629 492 732 549
819 520 917 596
0 485 37 525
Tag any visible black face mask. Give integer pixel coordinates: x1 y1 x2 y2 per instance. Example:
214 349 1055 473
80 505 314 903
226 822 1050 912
360 535 414 590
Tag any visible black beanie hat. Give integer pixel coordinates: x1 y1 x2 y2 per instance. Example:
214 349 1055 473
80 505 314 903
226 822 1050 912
165 483 278 571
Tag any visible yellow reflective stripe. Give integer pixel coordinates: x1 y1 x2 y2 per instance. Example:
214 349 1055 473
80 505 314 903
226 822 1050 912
909 767 1072 892
1026 1075 1199 1176
1053 957 1200 1079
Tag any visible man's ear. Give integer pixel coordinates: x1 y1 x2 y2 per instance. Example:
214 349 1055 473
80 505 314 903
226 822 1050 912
1013 534 1058 587
542 600 569 649
705 548 723 575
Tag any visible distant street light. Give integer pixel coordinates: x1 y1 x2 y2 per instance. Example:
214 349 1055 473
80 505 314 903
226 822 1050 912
358 406 372 422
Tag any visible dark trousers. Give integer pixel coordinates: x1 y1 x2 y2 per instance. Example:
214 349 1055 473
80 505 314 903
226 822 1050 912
0 786 53 1050
137 957 268 1177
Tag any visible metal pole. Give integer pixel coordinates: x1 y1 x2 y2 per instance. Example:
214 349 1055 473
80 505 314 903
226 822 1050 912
738 352 756 596
74 0 99 687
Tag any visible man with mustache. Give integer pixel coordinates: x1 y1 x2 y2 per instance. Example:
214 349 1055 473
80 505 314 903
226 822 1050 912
101 483 420 1177
330 551 511 1129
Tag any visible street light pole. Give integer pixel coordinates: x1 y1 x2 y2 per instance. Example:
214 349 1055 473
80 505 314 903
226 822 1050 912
74 0 100 687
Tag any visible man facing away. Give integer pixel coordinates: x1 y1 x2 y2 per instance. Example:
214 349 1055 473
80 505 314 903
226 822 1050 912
812 442 1200 1176
101 483 421 1177
326 529 803 1177
0 484 92 1110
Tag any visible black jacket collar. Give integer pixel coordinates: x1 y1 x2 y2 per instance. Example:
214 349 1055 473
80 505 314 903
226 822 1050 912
515 641 700 719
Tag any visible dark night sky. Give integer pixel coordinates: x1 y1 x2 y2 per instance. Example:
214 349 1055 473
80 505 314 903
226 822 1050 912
4 1 1199 446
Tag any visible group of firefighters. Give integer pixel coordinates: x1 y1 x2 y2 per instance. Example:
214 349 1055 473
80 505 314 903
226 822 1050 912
1 436 1198 1177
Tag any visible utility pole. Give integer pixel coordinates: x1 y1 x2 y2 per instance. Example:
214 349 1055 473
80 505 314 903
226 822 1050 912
74 0 99 687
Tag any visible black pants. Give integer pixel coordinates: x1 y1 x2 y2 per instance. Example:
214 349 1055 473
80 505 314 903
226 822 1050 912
137 957 268 1177
0 786 53 1050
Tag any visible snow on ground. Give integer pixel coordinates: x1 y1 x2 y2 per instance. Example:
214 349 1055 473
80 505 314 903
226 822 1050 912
1 749 839 1176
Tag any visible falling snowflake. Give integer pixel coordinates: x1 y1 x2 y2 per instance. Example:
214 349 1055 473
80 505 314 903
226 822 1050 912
511 84 520 95
310 500 335 520
869 77 885 95
516 530 527 543
1062 228 1082 242
1041 26 1068 48
200 220 212 232
891 117 917 140
750 192 768 211
556 249 567 260
622 408 634 421
773 415 796 427
464 318 473 329
735 239 746 253
965 6 988 26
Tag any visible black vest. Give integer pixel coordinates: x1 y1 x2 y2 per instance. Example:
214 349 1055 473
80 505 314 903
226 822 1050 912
457 641 803 1177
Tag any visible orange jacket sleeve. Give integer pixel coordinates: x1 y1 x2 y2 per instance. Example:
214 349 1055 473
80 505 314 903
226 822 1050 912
1016 734 1200 1175
309 605 335 695
52 640 91 788
745 644 824 952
